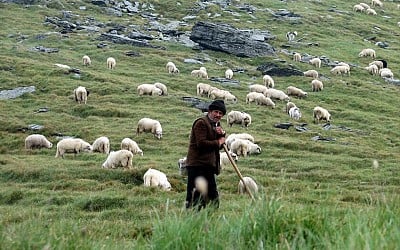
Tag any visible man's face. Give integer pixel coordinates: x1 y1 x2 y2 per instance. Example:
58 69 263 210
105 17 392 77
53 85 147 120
208 110 224 122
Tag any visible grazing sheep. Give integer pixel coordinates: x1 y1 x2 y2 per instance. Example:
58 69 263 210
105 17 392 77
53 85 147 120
309 58 322 68
178 156 187 176
153 82 168 96
369 60 384 69
303 69 319 79
286 101 297 114
371 0 383 8
311 79 324 92
191 69 208 79
209 89 237 103
197 83 212 96
238 176 258 195
82 55 91 66
136 118 163 139
220 151 238 169
121 138 143 156
102 149 133 169
199 66 207 74
313 106 331 124
289 106 302 120
166 61 179 74
246 92 265 104
107 57 116 69
353 4 365 12
265 88 290 102
230 139 261 157
225 69 234 79
359 48 376 58
249 84 268 95
262 74 275 88
227 111 252 128
74 86 89 104
92 136 110 154
366 8 377 15
359 3 370 9
255 95 276 108
55 138 93 158
287 86 308 98
286 31 297 42
293 52 302 62
330 65 350 76
25 134 53 150
226 133 255 150
380 68 394 79
143 168 171 191
365 64 379 75
137 84 162 96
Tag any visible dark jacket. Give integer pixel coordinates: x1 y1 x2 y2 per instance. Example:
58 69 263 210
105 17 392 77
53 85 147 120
186 116 222 173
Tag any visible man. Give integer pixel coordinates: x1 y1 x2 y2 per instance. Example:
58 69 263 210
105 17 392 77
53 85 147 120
185 99 227 210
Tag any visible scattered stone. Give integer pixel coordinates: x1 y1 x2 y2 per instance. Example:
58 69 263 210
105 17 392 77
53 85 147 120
0 86 35 100
29 46 59 53
311 135 336 142
34 107 50 113
274 122 293 129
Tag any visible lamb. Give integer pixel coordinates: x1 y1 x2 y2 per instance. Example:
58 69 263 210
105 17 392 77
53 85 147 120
309 57 321 68
226 133 255 149
55 138 93 158
92 136 110 154
178 156 187 176
225 69 234 79
199 66 207 74
293 52 301 62
230 138 261 157
136 118 163 139
286 31 297 42
191 69 208 79
311 79 324 92
246 92 265 104
330 65 350 76
209 89 237 103
359 3 370 9
137 84 162 96
287 86 308 98
226 110 252 128
286 101 297 114
197 83 212 96
262 74 275 88
238 176 258 195
366 8 377 15
106 57 116 69
313 106 331 124
353 4 365 12
380 68 393 79
265 88 290 102
220 151 238 169
166 61 179 74
25 134 53 150
358 48 376 58
369 60 384 69
249 84 268 95
365 64 379 75
121 137 143 156
82 55 91 66
289 106 302 120
255 95 276 108
371 0 383 8
74 86 89 104
143 168 171 191
303 69 319 79
102 149 133 169
153 82 168 96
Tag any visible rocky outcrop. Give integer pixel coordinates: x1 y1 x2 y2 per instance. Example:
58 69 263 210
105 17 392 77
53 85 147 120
257 62 303 77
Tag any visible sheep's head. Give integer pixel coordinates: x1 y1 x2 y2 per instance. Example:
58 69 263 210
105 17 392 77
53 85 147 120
178 157 187 176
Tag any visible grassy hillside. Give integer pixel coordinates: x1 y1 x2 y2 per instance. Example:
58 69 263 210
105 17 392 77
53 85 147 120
1 0 400 248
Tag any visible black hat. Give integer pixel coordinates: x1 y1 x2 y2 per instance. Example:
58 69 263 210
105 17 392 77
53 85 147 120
208 100 226 115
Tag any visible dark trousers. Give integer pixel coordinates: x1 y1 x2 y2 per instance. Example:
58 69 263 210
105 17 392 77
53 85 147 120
185 166 219 210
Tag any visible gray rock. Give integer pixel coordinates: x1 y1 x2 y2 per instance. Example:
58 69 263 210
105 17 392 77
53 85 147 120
257 62 303 77
0 86 35 100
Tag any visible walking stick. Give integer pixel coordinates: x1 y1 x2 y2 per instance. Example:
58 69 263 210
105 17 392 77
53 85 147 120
222 144 255 201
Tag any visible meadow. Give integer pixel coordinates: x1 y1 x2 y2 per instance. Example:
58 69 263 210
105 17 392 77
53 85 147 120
1 0 399 249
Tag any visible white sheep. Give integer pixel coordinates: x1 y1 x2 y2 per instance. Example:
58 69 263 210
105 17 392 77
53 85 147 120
82 55 91 66
359 3 370 9
225 69 234 79
287 86 308 98
353 4 365 12
178 156 187 176
230 138 261 157
286 101 297 114
197 83 212 96
366 8 377 15
107 57 116 69
380 68 394 79
309 57 322 68
226 133 255 149
166 61 179 74
289 106 302 120
136 118 163 139
330 65 350 76
74 86 89 104
238 176 258 195
369 60 384 69
311 79 324 92
286 31 297 42
209 89 237 103
137 84 162 96
199 66 207 74
249 84 268 95
102 149 133 169
55 138 93 158
153 82 168 96
92 136 110 154
246 92 265 104
262 74 275 88
265 88 290 102
359 48 376 58
365 64 379 75
143 168 171 191
191 69 208 79
371 0 383 8
121 137 143 156
255 95 276 108
226 110 252 128
220 151 238 169
303 69 319 79
25 134 53 150
313 106 331 124
293 52 301 62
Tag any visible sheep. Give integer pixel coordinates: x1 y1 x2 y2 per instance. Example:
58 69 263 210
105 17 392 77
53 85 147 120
246 92 265 104
74 86 89 104
365 64 379 75
199 66 207 74
55 138 93 158
293 52 301 62
106 57 116 69
313 106 331 124
178 156 187 176
209 89 237 103
286 101 297 114
309 57 321 68
25 134 53 150
197 83 212 96
265 88 290 102
369 60 384 69
153 82 168 96
137 84 162 96
371 0 383 8
143 168 171 191
249 84 268 95
226 110 252 128
380 68 393 79
166 61 179 74
136 118 163 139
359 48 376 58
238 176 258 195
226 133 255 149
121 137 143 156
82 55 91 66
303 69 319 79
286 31 297 42
262 74 275 88
366 8 377 15
330 65 350 76
353 4 365 12
359 3 370 9
287 86 308 98
225 69 234 79
191 69 208 79
311 79 324 92
92 136 110 154
230 138 261 157
220 151 238 169
255 95 276 108
289 106 302 120
102 149 133 169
